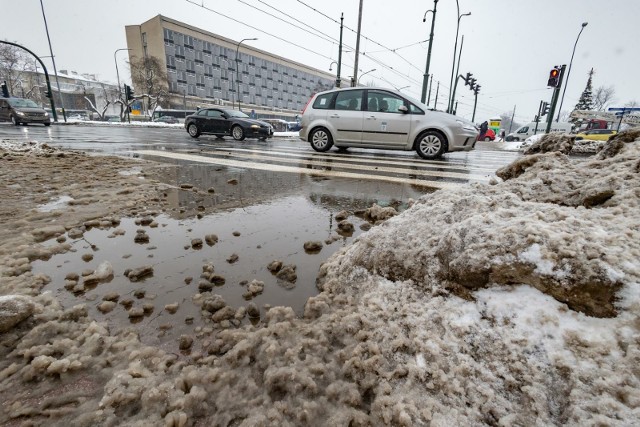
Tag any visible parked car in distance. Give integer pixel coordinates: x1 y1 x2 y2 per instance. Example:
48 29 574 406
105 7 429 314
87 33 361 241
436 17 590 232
105 116 121 122
153 115 179 124
287 121 302 132
261 119 289 132
575 129 617 141
299 87 478 159
185 108 274 141
477 128 496 141
505 122 572 141
0 97 51 126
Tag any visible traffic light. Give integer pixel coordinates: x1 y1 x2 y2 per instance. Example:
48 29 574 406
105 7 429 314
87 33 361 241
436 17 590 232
1 81 9 98
540 101 550 117
124 84 135 101
464 72 473 86
473 84 481 95
547 66 561 88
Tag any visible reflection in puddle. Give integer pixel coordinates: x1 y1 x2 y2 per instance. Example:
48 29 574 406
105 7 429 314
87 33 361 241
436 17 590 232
33 195 375 348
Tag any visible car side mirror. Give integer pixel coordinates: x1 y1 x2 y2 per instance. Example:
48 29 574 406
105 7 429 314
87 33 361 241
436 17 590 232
398 105 408 113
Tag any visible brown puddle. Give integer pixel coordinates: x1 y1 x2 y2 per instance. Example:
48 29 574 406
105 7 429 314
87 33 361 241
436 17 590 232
32 194 395 349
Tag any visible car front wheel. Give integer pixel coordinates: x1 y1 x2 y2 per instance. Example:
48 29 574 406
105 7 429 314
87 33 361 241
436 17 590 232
231 125 245 141
415 130 447 160
11 115 19 126
484 137 491 142
309 127 333 152
187 123 200 138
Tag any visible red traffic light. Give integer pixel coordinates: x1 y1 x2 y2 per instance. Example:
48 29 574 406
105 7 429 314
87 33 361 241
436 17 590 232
547 66 562 88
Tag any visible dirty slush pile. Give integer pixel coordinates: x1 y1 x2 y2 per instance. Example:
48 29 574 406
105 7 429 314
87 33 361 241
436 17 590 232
2 132 640 426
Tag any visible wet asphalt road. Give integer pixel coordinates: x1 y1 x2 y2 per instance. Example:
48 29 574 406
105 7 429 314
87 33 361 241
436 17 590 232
0 122 521 193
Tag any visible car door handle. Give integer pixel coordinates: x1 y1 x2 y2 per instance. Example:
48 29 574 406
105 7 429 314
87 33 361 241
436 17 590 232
330 114 340 118
366 115 376 120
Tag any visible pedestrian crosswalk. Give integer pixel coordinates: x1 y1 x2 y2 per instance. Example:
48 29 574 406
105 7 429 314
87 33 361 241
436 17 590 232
136 143 521 190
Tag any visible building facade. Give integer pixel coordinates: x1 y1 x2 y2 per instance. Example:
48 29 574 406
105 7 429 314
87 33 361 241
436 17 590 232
125 15 335 115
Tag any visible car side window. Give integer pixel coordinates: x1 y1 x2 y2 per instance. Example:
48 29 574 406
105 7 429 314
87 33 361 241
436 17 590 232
334 90 363 111
197 110 208 116
518 127 528 133
409 103 424 114
312 93 334 110
367 91 404 114
207 110 223 118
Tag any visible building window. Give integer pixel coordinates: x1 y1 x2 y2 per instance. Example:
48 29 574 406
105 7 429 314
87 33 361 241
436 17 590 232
175 45 185 60
163 28 174 44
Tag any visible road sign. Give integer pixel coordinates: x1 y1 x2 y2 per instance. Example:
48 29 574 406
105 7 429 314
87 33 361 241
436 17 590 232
608 107 640 112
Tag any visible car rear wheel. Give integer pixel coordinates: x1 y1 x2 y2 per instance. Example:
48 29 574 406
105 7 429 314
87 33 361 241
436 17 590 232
231 125 246 141
11 115 19 126
415 130 447 160
309 127 333 152
187 123 200 138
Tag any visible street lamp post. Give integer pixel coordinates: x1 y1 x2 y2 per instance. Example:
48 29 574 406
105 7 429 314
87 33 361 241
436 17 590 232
235 37 257 111
40 0 66 122
114 48 131 99
447 3 471 113
556 22 588 122
421 0 438 104
357 69 376 85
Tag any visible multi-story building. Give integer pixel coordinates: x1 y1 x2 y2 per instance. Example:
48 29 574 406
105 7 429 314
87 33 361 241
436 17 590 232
125 15 335 116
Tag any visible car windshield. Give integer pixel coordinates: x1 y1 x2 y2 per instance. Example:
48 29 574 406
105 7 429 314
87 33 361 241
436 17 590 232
222 109 249 118
7 98 39 108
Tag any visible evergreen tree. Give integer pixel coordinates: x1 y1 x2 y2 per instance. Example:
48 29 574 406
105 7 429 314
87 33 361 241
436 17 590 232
570 68 594 125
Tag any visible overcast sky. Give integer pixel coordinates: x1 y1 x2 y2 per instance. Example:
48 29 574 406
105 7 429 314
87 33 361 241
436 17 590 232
3 0 639 123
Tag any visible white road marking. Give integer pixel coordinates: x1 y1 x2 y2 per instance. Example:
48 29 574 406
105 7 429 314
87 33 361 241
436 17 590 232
135 150 463 189
195 145 491 181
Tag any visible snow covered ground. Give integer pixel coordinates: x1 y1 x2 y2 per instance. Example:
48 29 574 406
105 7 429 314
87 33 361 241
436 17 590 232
1 129 639 425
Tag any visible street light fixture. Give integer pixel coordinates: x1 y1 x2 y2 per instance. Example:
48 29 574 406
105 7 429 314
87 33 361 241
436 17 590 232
357 68 376 85
329 61 338 71
235 37 257 111
421 0 438 104
114 48 131 99
556 22 588 122
447 2 471 113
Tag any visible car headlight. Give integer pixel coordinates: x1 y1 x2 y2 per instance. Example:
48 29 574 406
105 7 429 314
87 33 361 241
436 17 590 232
43 112 49 117
456 120 477 132
16 111 25 116
251 124 260 129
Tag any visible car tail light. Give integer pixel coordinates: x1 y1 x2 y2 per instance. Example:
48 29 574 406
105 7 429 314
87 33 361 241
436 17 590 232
301 97 312 115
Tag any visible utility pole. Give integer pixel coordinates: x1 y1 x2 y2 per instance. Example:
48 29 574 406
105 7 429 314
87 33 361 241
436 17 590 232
421 0 438 103
40 0 66 122
534 100 543 134
472 88 479 122
427 74 433 106
449 35 464 114
508 105 516 133
336 13 344 88
434 81 440 109
352 0 363 87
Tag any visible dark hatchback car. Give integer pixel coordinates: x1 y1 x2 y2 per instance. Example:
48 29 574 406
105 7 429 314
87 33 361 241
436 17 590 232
0 97 51 126
184 108 273 141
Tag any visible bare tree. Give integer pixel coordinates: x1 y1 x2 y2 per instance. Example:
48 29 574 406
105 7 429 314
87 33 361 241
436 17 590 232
624 100 638 108
83 82 117 120
128 56 168 117
592 85 616 111
0 42 35 97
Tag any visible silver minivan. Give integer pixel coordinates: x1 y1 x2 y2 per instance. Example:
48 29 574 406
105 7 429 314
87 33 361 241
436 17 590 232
299 87 478 160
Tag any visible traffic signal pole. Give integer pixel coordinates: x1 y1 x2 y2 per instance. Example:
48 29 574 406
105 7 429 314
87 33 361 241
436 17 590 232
546 64 566 133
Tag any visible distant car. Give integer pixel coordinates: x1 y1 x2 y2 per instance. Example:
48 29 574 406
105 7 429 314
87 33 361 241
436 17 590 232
575 129 617 141
287 121 302 132
185 108 273 141
153 115 179 124
0 97 51 126
299 87 478 159
261 119 289 132
477 128 496 141
105 116 121 122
